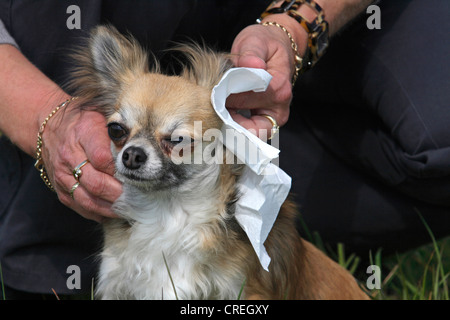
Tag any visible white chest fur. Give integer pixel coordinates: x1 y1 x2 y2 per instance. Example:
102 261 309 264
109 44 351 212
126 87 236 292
96 167 245 300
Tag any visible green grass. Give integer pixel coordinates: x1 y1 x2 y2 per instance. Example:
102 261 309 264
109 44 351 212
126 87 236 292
1 216 448 300
364 237 449 300
306 222 450 300
367 216 449 300
2 237 448 300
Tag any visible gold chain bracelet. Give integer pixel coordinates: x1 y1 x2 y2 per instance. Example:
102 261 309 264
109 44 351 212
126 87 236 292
260 21 303 86
258 1 329 73
34 96 78 191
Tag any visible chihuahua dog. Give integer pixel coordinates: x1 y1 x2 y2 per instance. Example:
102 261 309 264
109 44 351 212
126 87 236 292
69 26 368 300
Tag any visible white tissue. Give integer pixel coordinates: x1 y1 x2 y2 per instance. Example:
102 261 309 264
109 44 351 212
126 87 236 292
211 68 292 271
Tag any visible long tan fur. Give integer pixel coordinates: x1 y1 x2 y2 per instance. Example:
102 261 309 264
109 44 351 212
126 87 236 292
69 25 369 300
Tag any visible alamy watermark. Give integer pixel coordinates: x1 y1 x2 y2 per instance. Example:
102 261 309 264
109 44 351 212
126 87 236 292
65 264 382 291
66 4 381 31
168 121 280 168
366 265 381 290
66 265 81 290
366 4 381 30
66 5 81 30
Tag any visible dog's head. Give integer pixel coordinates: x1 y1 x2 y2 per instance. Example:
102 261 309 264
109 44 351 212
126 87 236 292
70 26 232 191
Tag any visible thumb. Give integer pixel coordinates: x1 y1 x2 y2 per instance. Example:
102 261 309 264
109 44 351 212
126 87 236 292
230 26 269 69
233 51 267 69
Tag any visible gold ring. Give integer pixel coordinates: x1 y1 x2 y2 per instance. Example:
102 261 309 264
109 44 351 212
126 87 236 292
70 182 80 200
260 114 280 140
72 159 89 182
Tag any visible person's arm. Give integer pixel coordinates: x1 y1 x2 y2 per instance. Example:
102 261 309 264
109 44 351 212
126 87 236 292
0 43 121 222
229 0 373 133
260 0 373 55
0 44 68 155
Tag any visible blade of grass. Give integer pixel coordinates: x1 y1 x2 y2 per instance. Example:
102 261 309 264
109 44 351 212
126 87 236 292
438 272 450 296
348 255 360 275
296 214 312 242
0 262 5 300
404 278 420 298
394 253 410 300
416 210 447 300
375 248 383 270
51 288 60 300
91 277 95 300
162 251 178 300
312 231 326 253
237 278 246 300
382 263 398 287
337 243 345 267
374 263 399 300
437 240 449 299
418 250 435 300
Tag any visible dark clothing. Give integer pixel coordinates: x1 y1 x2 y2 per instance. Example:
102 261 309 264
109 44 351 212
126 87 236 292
0 0 265 295
0 0 449 297
282 0 450 255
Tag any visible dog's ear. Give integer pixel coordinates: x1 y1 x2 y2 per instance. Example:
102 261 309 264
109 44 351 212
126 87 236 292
68 25 151 116
89 25 149 87
175 43 232 89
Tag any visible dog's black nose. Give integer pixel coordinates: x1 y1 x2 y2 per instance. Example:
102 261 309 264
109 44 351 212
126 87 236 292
122 146 148 170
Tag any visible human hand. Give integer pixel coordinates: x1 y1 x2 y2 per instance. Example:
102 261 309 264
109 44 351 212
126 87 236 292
228 20 300 138
40 101 122 222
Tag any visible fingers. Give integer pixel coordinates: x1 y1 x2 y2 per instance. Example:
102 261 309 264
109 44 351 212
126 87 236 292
42 108 122 222
228 111 273 140
56 167 120 223
78 111 116 176
229 24 294 134
230 25 270 66
75 161 122 203
226 79 291 138
226 78 292 118
52 154 122 222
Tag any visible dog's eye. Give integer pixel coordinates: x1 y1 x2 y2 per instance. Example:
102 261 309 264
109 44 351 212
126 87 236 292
107 123 128 141
163 136 193 146
172 136 185 144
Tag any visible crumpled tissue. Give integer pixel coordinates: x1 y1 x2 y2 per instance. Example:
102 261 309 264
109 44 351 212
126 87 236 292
211 68 292 271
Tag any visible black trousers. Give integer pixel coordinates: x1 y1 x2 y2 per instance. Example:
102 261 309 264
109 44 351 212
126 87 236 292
0 0 449 296
281 0 450 256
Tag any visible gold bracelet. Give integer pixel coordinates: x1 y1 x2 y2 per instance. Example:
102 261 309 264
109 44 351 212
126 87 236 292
260 21 303 86
34 96 78 191
259 0 329 72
